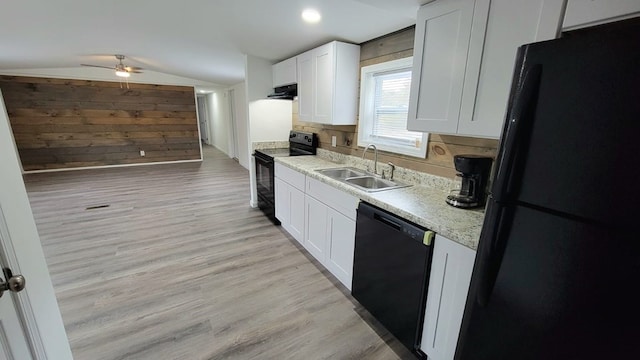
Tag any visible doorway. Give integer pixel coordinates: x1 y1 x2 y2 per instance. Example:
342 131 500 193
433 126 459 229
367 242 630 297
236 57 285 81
197 95 209 145
228 89 239 162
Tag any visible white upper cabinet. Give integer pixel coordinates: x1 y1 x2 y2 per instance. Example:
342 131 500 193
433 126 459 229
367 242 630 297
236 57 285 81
407 0 490 135
464 0 565 138
297 50 313 121
408 0 565 139
297 41 360 125
563 0 640 30
272 57 297 87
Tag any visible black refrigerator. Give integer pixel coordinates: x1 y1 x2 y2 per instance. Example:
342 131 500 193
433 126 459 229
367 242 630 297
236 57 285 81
455 17 640 360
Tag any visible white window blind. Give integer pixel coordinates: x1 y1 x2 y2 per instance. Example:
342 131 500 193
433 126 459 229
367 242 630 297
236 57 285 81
358 57 428 158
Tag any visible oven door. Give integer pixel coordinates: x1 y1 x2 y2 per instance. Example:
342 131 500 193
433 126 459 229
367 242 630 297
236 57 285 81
253 152 275 209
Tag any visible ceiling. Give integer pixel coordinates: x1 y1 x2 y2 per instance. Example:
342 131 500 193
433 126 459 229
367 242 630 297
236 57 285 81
0 0 427 85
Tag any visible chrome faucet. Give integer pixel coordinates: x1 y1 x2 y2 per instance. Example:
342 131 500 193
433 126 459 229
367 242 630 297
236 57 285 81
362 144 378 175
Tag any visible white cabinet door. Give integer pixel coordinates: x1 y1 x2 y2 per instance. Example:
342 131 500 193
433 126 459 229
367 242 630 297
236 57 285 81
273 57 297 87
408 0 490 134
461 0 564 138
288 186 305 243
275 176 304 244
296 41 359 125
297 50 314 122
325 208 356 290
274 177 287 225
421 234 476 360
304 195 328 263
564 0 640 30
313 43 334 124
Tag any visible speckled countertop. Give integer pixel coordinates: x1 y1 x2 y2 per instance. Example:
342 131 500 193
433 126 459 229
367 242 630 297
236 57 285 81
275 156 485 250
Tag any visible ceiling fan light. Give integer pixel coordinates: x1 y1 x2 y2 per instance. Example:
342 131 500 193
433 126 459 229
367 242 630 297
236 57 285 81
115 70 130 78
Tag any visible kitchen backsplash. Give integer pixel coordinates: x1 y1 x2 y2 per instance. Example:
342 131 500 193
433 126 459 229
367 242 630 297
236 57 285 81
292 26 499 180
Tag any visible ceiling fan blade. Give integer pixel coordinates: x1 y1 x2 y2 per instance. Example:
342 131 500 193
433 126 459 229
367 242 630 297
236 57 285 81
81 64 116 70
130 70 143 74
124 66 143 71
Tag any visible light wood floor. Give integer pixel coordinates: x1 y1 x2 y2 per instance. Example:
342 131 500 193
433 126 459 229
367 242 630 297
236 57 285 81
24 146 415 360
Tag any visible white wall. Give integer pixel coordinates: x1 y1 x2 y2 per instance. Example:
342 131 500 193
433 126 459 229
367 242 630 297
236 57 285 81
245 56 274 102
249 100 293 142
231 81 250 170
244 55 293 207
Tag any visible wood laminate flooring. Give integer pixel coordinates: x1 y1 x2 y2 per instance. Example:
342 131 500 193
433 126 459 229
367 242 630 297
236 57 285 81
24 146 415 360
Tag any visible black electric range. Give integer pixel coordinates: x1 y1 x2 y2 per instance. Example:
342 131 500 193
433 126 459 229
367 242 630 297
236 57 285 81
253 130 317 224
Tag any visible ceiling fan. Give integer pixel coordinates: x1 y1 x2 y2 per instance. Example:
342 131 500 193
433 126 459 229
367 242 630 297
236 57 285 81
81 55 143 78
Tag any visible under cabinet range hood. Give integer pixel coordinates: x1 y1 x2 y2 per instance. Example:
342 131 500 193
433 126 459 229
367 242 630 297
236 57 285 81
267 84 297 100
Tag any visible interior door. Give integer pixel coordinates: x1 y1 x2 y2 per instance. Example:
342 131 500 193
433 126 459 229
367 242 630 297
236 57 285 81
228 89 239 161
0 219 33 360
196 95 209 144
0 91 73 359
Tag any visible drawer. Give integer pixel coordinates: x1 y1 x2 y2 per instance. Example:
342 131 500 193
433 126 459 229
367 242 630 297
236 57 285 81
306 177 359 220
275 163 305 191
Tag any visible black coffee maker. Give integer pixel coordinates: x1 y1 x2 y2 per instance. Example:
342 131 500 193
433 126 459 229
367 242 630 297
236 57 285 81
446 155 493 209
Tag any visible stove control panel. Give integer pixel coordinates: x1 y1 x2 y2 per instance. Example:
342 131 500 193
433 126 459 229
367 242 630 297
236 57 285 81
289 130 318 147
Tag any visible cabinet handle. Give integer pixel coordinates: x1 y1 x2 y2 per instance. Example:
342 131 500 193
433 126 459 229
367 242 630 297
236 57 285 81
373 213 402 231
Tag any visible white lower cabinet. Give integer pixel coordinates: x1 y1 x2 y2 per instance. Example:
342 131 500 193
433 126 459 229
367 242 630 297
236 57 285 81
304 177 358 290
421 234 476 360
304 195 328 260
275 164 306 244
275 163 359 290
325 208 356 289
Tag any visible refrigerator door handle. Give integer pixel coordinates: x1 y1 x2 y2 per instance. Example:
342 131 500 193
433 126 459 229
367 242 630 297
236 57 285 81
492 64 542 200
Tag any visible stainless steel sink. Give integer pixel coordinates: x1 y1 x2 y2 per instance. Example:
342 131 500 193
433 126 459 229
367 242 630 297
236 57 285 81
345 176 409 192
315 167 410 192
316 167 365 179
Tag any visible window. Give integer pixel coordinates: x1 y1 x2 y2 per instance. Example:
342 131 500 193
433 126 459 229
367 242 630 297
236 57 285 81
357 57 428 158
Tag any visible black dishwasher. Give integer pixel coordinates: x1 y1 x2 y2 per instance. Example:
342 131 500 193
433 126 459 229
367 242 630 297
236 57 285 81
352 201 434 355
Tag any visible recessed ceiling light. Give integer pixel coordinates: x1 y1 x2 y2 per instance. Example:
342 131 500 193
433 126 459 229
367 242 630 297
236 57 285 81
302 8 321 23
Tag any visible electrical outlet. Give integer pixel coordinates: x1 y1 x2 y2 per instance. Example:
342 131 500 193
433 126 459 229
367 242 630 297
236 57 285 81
140 150 145 157
331 136 337 147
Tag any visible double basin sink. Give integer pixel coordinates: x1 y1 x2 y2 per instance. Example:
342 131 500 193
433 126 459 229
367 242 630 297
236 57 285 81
315 167 410 192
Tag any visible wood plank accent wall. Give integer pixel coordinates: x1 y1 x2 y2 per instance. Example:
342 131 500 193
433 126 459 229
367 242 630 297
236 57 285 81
293 26 499 179
0 76 200 171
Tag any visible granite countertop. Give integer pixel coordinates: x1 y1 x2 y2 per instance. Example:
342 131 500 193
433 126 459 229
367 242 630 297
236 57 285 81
275 156 485 250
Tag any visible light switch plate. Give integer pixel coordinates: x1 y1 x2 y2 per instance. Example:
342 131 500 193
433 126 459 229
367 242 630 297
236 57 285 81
331 136 337 147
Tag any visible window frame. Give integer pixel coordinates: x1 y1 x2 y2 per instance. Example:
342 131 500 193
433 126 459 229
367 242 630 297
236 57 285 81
357 56 428 158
